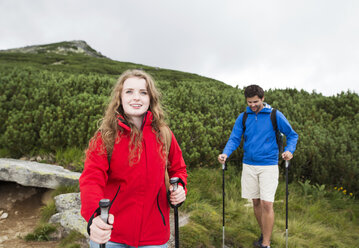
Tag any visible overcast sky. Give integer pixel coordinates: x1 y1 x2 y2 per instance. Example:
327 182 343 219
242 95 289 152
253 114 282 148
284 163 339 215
1 0 358 96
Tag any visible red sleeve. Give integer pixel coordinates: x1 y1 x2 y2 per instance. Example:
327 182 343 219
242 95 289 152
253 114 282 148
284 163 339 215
79 133 109 222
167 131 188 194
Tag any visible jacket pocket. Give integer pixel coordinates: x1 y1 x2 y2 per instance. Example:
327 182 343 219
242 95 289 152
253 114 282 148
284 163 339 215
157 190 166 226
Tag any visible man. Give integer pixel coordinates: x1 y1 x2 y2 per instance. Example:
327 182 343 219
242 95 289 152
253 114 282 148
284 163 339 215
218 85 298 248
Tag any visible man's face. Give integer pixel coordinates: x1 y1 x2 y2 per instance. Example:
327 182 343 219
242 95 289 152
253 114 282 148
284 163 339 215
246 95 264 113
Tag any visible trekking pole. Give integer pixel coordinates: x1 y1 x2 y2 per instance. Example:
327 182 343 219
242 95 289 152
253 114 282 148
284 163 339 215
222 162 227 248
99 199 111 248
170 177 180 248
285 160 290 248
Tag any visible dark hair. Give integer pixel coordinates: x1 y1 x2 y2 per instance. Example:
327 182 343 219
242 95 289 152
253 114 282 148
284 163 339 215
244 85 264 99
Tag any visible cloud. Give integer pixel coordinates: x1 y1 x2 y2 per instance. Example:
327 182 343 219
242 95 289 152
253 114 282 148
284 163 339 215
0 0 358 96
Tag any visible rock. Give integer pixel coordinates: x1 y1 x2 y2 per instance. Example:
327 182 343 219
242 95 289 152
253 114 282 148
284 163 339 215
49 213 61 224
0 158 80 189
50 193 88 238
48 225 67 240
59 210 88 236
0 235 9 243
54 193 81 213
0 212 8 219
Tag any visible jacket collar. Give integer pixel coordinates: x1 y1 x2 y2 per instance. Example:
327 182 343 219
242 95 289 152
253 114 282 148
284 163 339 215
246 102 272 114
117 111 153 131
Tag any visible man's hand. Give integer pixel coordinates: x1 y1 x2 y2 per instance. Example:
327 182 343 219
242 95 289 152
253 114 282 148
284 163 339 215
282 151 293 160
218 154 228 164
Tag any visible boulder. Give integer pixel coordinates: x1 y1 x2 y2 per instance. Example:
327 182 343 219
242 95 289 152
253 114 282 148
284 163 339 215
0 158 80 189
50 193 88 238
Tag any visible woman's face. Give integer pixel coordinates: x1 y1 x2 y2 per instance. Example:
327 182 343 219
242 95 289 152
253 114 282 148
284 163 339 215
121 77 150 120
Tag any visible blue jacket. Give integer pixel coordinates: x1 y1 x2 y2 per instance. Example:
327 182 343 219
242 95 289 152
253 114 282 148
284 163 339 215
223 104 298 165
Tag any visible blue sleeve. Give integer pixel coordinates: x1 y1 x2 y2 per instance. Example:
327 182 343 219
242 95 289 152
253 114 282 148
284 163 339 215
222 113 244 157
276 110 298 154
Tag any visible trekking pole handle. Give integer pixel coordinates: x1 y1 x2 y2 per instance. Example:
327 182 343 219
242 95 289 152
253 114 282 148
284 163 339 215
99 199 111 224
285 160 290 169
170 177 179 192
99 199 111 248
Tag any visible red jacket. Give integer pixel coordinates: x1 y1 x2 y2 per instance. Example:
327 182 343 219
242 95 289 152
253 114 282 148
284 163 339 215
79 112 187 247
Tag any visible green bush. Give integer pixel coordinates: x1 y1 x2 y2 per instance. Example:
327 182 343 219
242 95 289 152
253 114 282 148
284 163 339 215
1 51 358 195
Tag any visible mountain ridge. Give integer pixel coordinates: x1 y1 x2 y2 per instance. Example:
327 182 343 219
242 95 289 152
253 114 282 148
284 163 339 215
0 40 225 84
0 40 106 58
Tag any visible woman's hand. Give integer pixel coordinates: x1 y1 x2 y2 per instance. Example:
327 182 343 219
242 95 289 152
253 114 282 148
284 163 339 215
169 185 186 205
89 214 114 244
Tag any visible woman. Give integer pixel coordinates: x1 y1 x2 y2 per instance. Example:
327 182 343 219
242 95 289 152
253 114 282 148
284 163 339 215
80 69 187 248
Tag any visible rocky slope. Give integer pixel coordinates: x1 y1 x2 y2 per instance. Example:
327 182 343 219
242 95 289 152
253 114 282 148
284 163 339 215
0 40 105 58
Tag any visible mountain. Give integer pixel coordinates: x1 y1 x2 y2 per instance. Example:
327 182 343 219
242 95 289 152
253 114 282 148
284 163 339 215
0 40 105 58
0 40 224 83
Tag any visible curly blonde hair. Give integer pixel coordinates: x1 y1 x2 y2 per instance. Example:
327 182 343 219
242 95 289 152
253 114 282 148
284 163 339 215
88 69 168 165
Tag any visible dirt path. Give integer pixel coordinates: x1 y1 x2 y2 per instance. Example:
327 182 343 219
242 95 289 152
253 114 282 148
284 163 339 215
0 181 61 248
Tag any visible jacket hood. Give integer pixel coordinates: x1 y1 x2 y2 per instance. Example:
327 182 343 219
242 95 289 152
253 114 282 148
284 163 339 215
246 102 272 114
116 111 153 131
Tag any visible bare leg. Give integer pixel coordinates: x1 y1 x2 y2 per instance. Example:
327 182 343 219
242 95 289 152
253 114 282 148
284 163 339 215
260 200 274 246
252 198 262 230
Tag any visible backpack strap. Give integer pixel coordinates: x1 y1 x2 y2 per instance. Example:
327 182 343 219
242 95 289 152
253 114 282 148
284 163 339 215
271 108 284 154
242 111 248 133
270 108 278 132
161 126 172 191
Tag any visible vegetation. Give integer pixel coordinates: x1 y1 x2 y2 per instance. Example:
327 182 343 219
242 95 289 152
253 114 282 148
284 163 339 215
1 49 358 194
59 230 84 248
24 223 57 241
1 41 359 246
180 166 359 248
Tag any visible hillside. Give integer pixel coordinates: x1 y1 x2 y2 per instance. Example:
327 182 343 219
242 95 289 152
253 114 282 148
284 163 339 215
0 40 358 247
0 40 105 58
0 40 358 196
0 40 225 84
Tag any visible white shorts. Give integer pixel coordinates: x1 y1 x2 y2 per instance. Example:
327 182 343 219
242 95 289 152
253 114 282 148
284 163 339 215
241 163 279 202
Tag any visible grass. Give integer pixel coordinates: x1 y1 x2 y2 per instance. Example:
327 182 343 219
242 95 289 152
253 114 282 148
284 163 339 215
180 166 359 248
55 147 85 172
12 148 358 247
59 230 84 248
40 201 57 223
0 148 11 157
24 223 57 241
